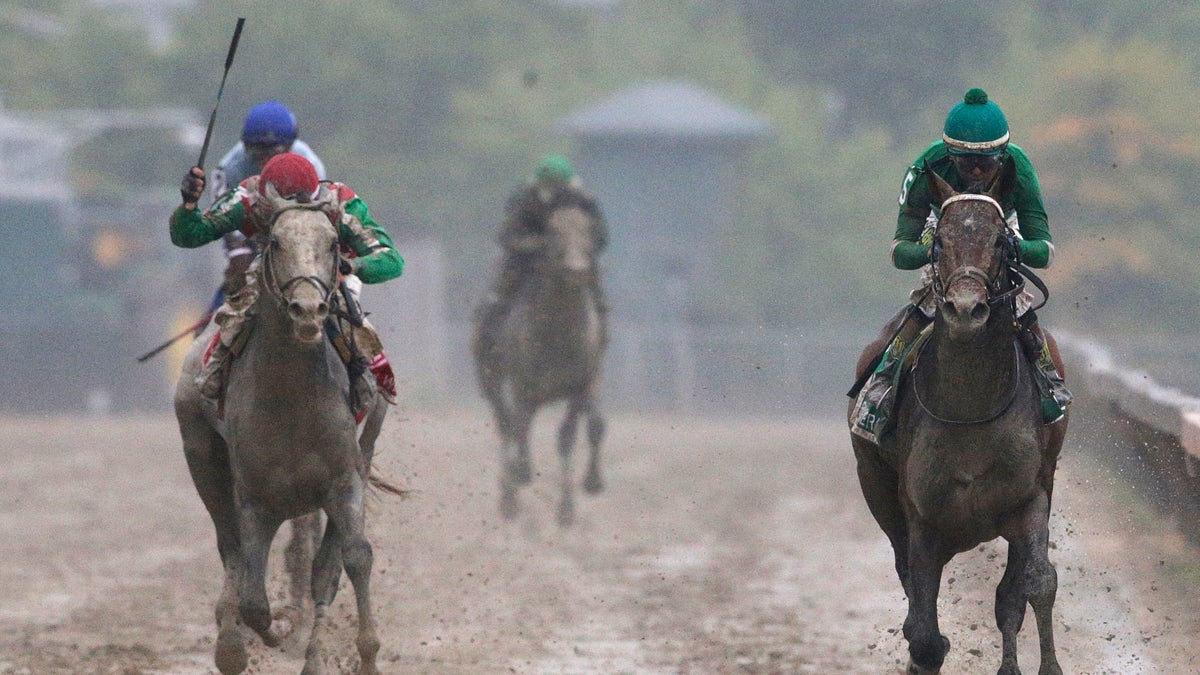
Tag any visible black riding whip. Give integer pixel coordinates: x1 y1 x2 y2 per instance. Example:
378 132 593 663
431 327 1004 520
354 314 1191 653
136 312 214 362
195 17 246 169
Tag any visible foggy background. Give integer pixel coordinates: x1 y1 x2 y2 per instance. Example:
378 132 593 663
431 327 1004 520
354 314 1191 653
1 0 1198 416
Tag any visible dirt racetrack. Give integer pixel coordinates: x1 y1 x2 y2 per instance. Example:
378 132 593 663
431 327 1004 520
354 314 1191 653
2 405 1199 674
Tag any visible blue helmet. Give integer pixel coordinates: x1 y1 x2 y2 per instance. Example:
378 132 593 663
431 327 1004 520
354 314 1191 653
241 101 298 146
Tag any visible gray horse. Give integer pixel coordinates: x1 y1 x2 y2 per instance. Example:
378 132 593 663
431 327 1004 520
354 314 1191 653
473 205 607 526
174 187 388 675
850 161 1067 674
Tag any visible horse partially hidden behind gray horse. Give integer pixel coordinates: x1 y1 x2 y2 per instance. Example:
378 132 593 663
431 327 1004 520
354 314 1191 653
473 204 607 526
850 160 1068 674
175 185 389 675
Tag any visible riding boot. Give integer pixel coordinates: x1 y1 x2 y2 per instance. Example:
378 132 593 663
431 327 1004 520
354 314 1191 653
1019 318 1073 424
348 354 375 419
851 308 932 444
195 275 259 401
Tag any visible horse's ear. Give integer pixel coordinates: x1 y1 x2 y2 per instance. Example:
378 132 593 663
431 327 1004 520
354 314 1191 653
924 160 956 207
261 180 286 213
987 155 1018 203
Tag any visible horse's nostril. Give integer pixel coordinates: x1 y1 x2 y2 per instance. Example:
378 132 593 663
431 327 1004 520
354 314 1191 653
317 302 328 316
288 301 303 318
970 303 989 322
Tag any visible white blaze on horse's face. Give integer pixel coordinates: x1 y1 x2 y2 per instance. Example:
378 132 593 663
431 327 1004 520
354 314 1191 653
263 189 339 344
547 206 594 281
935 196 1007 341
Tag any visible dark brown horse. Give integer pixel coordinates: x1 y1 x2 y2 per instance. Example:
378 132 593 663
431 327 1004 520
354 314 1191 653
850 160 1068 674
472 205 607 526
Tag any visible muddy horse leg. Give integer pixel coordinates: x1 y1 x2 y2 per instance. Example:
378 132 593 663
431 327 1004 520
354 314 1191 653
235 503 286 649
850 435 910 594
498 398 535 520
903 526 951 673
512 398 535 485
285 513 322 612
305 515 340 675
997 492 1062 675
179 420 247 675
556 398 582 526
325 475 380 675
582 385 605 495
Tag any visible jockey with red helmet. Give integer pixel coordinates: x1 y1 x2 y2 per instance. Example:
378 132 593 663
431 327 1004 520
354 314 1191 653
174 153 402 408
201 102 329 334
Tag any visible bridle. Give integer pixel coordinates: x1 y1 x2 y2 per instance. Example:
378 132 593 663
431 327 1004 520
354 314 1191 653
928 193 1045 314
914 192 1051 424
260 202 340 309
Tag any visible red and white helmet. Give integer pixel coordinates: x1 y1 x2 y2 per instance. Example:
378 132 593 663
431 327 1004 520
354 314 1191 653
259 152 320 201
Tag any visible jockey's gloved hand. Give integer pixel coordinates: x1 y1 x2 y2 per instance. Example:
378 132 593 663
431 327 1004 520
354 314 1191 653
339 258 354 276
181 167 206 206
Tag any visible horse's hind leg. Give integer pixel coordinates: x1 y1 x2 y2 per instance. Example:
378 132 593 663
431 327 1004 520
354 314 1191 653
556 398 583 526
998 492 1062 675
285 512 323 612
314 476 380 675
305 515 341 675
582 392 605 494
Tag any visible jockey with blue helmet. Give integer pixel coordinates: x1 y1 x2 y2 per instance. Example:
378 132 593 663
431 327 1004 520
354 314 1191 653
850 88 1071 444
202 101 329 330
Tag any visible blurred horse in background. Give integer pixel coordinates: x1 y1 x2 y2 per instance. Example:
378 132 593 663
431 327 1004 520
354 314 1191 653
849 160 1067 674
174 185 390 675
473 204 607 526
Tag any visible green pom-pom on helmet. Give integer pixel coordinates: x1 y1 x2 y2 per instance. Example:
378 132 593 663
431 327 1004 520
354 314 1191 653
534 153 575 183
943 87 1009 156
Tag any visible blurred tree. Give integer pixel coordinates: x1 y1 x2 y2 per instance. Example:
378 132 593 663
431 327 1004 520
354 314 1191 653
737 1 1007 143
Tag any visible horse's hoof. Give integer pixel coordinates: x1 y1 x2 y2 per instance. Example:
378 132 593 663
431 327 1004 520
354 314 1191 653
583 471 604 494
906 662 940 675
215 626 247 675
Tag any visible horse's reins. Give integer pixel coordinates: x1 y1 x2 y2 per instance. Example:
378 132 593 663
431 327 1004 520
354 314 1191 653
912 339 1023 425
913 193 1049 424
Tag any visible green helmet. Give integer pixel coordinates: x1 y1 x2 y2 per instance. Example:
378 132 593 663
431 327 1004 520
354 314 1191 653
942 88 1009 155
534 153 575 183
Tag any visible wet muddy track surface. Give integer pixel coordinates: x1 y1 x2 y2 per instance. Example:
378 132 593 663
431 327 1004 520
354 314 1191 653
1 405 1198 673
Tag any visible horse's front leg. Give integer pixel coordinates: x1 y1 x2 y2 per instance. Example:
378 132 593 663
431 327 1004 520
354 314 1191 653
998 491 1062 675
499 398 536 520
903 525 950 674
582 390 605 494
235 502 286 648
556 399 583 526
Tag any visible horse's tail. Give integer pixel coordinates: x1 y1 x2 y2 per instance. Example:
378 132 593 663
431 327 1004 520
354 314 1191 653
368 467 409 499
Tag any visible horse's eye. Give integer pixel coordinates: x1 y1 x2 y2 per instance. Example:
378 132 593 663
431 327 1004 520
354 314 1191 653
269 236 280 250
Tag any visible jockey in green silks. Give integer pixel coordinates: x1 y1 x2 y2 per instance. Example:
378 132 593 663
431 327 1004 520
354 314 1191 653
851 88 1072 445
173 153 403 412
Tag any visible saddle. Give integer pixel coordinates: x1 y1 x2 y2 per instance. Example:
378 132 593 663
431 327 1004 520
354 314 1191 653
849 326 932 446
